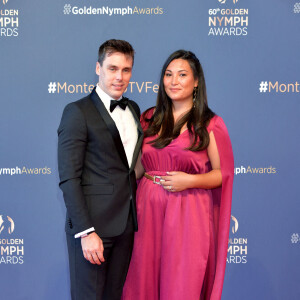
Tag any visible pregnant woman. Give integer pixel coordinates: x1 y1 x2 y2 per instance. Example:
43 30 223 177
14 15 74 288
123 50 234 300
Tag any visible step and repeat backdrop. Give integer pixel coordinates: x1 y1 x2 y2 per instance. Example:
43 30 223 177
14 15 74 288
1 0 299 299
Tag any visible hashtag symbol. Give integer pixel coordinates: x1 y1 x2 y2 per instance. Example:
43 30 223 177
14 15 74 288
294 3 300 13
259 81 268 93
64 4 72 14
48 82 57 93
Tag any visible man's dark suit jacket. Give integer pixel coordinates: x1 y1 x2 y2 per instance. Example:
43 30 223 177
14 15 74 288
58 87 143 238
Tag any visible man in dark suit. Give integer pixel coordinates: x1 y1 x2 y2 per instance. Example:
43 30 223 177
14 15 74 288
57 39 143 300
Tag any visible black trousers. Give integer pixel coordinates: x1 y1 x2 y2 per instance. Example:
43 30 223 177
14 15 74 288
66 212 134 300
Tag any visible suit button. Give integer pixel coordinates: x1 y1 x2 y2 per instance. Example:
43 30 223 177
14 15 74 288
68 219 73 229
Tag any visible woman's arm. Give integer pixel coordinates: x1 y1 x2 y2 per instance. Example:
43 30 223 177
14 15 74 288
134 151 145 179
160 131 222 192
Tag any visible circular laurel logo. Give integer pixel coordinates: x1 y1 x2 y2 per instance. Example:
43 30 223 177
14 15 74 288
231 215 239 234
291 233 299 244
0 215 15 234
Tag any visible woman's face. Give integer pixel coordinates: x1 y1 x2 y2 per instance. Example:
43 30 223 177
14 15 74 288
163 59 198 104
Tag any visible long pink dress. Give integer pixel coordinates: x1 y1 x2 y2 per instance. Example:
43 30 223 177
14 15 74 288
122 109 234 300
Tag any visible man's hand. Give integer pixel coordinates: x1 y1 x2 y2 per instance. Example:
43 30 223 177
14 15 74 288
81 232 105 265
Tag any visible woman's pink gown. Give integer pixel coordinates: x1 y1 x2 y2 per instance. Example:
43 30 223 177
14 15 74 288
122 109 234 300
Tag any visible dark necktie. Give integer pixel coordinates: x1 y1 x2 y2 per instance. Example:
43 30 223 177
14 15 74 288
110 97 128 112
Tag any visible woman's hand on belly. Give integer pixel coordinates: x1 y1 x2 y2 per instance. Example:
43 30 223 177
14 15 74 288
160 169 222 192
160 171 193 192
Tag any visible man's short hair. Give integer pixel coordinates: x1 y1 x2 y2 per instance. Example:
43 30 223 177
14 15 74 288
98 39 135 66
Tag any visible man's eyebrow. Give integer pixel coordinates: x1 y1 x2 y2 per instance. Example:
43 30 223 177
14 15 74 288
106 64 132 69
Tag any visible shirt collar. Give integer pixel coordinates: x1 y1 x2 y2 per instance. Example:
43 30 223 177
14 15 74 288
95 84 122 112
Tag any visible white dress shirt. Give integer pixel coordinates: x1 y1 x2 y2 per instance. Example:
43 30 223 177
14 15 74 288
95 85 138 167
74 85 138 238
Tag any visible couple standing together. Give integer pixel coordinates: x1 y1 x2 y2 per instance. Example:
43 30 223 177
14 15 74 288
58 39 234 300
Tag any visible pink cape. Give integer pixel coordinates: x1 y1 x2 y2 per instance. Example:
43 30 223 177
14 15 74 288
205 115 234 299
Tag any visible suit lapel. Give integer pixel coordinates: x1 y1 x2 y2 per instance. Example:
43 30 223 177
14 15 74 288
90 88 129 169
128 102 144 171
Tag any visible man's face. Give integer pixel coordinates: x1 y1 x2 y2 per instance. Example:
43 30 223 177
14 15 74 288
96 52 133 100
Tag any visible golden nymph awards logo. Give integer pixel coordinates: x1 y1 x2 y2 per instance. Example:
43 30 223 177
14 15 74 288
208 0 248 36
0 215 24 264
0 0 19 37
227 215 248 264
0 3 19 37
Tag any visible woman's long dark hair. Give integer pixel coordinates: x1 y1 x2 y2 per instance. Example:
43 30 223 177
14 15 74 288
144 50 215 151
